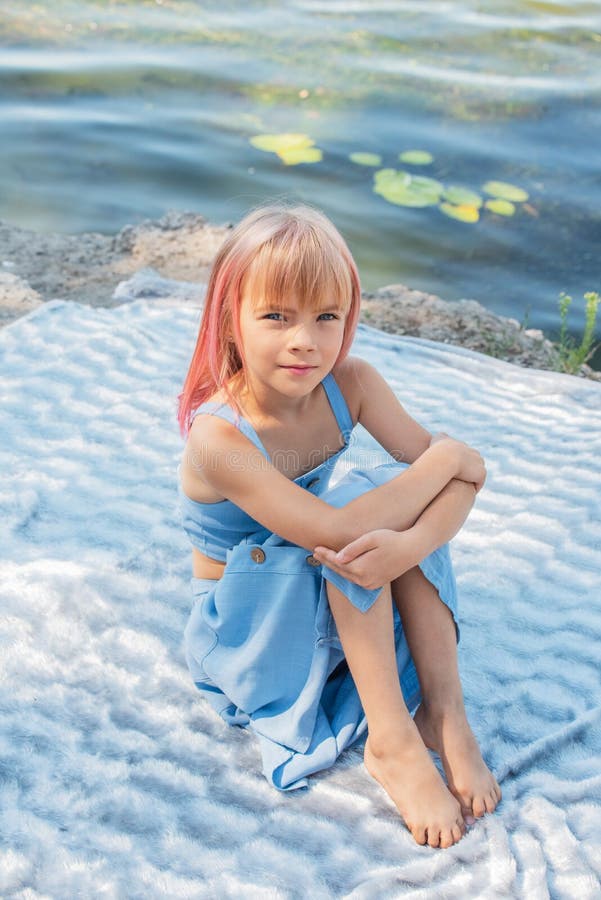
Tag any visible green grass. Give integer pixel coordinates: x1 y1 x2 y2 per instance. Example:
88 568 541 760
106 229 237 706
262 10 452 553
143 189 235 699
555 291 600 374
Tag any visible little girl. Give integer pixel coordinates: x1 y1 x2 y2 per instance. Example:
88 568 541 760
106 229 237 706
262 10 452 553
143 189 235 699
177 202 501 849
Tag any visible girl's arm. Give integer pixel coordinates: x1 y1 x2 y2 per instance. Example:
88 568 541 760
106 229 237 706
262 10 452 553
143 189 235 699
313 479 477 588
342 357 485 495
309 361 485 583
185 414 469 554
347 357 433 464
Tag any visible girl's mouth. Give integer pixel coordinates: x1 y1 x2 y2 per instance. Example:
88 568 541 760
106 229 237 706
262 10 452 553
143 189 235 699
280 365 317 375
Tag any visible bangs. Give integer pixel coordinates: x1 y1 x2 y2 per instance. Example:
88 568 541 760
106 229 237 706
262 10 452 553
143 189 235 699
241 226 353 314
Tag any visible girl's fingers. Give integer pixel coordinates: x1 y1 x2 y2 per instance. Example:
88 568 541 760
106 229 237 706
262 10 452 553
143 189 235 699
312 546 337 564
314 549 349 572
335 533 376 564
313 547 361 581
313 544 358 566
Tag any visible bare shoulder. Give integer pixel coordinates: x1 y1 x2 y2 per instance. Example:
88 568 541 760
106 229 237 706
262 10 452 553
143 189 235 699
331 356 378 425
181 412 252 503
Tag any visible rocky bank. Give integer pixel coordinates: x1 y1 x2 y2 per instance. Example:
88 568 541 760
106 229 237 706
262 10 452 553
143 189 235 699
1 211 598 380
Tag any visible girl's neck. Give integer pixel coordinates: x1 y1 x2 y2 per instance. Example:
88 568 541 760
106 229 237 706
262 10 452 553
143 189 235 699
232 373 319 427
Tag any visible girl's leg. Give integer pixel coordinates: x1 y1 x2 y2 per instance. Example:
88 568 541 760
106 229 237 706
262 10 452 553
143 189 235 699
326 579 466 849
408 477 477 561
392 477 501 818
390 565 502 820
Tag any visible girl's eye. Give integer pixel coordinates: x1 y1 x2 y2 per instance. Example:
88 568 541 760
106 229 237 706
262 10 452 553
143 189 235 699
261 311 339 322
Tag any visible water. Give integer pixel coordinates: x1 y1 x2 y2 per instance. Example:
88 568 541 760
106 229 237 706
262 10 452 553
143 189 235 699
1 0 600 363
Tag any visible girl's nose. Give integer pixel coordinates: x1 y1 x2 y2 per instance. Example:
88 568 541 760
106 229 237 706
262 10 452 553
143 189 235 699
289 323 317 350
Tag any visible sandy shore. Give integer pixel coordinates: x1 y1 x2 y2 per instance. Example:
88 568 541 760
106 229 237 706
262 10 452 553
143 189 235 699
1 211 597 380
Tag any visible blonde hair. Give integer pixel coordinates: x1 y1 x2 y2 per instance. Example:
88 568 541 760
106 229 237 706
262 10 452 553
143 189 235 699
177 202 362 436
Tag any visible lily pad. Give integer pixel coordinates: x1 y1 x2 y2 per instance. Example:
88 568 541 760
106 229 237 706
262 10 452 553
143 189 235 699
484 199 516 216
279 146 323 165
379 172 442 192
250 133 314 153
399 150 434 165
483 180 529 202
374 169 443 207
408 174 444 195
249 132 322 165
349 152 382 166
439 202 480 223
442 186 483 209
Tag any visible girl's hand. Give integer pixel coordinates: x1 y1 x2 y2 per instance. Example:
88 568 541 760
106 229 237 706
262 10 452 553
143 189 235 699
429 431 452 446
429 432 486 493
313 529 419 589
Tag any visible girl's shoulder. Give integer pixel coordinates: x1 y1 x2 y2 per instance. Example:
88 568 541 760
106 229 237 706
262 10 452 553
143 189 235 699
330 355 375 427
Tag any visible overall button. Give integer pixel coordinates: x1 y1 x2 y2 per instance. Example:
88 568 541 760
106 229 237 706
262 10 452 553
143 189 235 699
306 554 320 567
250 547 266 563
306 478 320 488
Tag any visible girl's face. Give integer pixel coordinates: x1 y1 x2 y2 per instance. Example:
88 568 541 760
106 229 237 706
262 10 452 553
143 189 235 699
236 284 348 400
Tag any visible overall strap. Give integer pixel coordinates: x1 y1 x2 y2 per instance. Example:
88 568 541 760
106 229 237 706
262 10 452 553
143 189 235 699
190 401 271 460
322 373 354 441
191 374 353 457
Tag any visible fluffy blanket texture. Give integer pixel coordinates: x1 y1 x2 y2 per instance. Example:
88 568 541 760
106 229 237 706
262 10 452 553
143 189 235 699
1 279 600 898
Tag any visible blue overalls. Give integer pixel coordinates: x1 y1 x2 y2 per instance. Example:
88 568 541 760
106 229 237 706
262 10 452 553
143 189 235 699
179 372 459 790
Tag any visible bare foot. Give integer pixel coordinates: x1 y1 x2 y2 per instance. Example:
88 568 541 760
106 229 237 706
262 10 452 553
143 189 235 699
414 702 502 822
364 723 466 849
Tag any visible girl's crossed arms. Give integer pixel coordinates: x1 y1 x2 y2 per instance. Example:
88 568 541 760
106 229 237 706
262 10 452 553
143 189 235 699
185 356 485 587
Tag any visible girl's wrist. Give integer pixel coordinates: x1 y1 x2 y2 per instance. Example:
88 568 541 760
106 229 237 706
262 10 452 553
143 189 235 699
393 525 430 575
426 439 462 479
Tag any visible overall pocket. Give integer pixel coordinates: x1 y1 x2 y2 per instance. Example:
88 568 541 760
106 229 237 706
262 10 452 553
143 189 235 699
201 541 323 714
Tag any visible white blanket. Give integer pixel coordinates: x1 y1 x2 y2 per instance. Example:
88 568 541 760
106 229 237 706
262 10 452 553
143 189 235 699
1 285 600 898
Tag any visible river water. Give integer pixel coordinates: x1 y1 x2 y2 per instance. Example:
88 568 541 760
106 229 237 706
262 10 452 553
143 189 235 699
1 0 600 353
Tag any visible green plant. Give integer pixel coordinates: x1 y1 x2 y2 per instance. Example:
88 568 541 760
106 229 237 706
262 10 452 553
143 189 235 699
519 304 531 332
555 291 600 373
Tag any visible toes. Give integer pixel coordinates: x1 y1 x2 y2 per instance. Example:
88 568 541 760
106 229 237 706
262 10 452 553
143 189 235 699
426 828 441 849
472 796 487 818
451 822 465 844
414 822 465 849
457 799 476 825
448 775 502 823
412 825 427 846
439 831 455 849
484 790 498 814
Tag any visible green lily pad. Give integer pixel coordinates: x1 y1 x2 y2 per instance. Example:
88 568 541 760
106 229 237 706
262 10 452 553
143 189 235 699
250 133 314 153
279 146 323 165
442 186 483 209
249 133 322 165
373 168 398 185
399 150 434 165
439 202 480 223
407 174 444 194
374 169 443 207
349 152 382 166
483 180 529 202
484 199 516 216
375 170 438 190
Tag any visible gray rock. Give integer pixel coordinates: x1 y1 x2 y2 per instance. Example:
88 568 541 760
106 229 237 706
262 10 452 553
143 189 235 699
0 211 598 380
